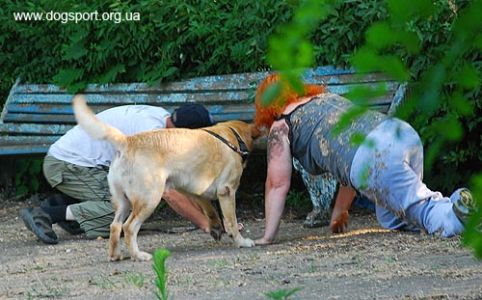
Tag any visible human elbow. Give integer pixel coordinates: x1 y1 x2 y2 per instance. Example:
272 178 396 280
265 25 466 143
266 176 291 192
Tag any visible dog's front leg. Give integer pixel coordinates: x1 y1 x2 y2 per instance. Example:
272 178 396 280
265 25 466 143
217 187 254 248
197 198 224 241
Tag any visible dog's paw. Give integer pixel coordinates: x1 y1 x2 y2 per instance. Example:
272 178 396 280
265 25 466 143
209 223 224 241
109 254 123 262
108 248 123 262
236 237 255 248
132 251 152 261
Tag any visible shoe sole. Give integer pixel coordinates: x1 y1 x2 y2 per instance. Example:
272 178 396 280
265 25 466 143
20 208 58 245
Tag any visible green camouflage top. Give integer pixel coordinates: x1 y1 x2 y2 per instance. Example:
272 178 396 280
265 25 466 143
286 93 387 186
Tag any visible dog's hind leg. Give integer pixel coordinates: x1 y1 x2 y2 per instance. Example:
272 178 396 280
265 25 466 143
217 187 254 248
109 187 130 261
123 190 163 261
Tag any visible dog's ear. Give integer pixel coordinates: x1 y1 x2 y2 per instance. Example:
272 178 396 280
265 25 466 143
250 124 268 138
249 124 262 138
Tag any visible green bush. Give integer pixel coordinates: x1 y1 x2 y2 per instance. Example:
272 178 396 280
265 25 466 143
0 0 295 97
0 0 479 194
0 0 385 97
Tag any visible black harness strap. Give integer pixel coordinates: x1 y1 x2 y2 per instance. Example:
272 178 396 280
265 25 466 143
202 127 250 163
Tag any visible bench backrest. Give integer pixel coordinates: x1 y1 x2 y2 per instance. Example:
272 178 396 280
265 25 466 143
0 66 405 156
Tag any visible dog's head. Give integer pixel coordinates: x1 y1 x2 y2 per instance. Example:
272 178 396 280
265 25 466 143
216 120 262 152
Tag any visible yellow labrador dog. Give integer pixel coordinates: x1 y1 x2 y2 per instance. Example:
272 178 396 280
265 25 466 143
72 95 260 261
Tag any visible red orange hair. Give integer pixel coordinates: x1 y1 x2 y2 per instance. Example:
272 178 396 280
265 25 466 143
254 74 326 129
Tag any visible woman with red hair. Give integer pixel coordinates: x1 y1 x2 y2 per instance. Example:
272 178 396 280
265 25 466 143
254 74 475 245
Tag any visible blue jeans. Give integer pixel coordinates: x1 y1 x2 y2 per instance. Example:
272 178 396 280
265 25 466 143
350 119 463 237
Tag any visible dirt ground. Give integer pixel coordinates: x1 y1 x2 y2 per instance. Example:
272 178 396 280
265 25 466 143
1 199 481 300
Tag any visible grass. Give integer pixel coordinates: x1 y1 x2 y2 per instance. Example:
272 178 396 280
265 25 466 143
124 271 145 288
307 264 318 273
208 258 229 268
89 275 117 289
264 287 302 300
25 284 67 299
153 248 171 300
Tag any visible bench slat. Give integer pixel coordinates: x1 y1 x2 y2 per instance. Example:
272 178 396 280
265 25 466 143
3 110 256 124
9 91 253 105
13 68 393 94
0 145 51 156
10 81 398 105
5 103 256 115
0 135 60 145
3 103 257 124
4 114 76 124
0 123 74 135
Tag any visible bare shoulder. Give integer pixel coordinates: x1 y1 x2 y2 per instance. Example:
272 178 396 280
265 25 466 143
267 120 290 162
269 120 289 139
283 95 315 114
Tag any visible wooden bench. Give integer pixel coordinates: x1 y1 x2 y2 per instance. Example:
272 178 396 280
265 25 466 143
0 66 406 156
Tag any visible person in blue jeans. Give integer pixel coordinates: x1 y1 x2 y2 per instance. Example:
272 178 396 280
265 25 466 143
253 74 476 245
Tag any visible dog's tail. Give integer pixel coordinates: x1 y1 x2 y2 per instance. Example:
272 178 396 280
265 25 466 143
72 95 127 150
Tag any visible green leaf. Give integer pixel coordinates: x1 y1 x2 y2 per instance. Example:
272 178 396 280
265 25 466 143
419 64 446 112
366 22 395 50
387 0 434 23
351 49 409 81
351 48 380 73
153 248 171 300
449 93 475 117
475 34 482 50
332 105 367 136
53 68 84 87
462 173 482 259
281 71 304 95
456 63 481 90
63 42 88 60
438 117 463 141
162 66 178 79
265 287 302 300
397 31 420 54
345 84 389 107
98 64 126 84
350 132 367 147
261 83 282 107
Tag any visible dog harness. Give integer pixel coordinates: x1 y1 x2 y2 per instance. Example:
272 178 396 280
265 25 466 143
202 127 250 163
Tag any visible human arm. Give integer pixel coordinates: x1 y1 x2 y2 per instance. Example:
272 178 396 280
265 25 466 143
329 185 356 233
163 190 210 232
255 121 292 245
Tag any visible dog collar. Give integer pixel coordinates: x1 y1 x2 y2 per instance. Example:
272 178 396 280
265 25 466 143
202 127 250 163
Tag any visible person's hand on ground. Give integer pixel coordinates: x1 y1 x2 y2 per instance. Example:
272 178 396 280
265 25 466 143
330 210 349 234
254 237 273 245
